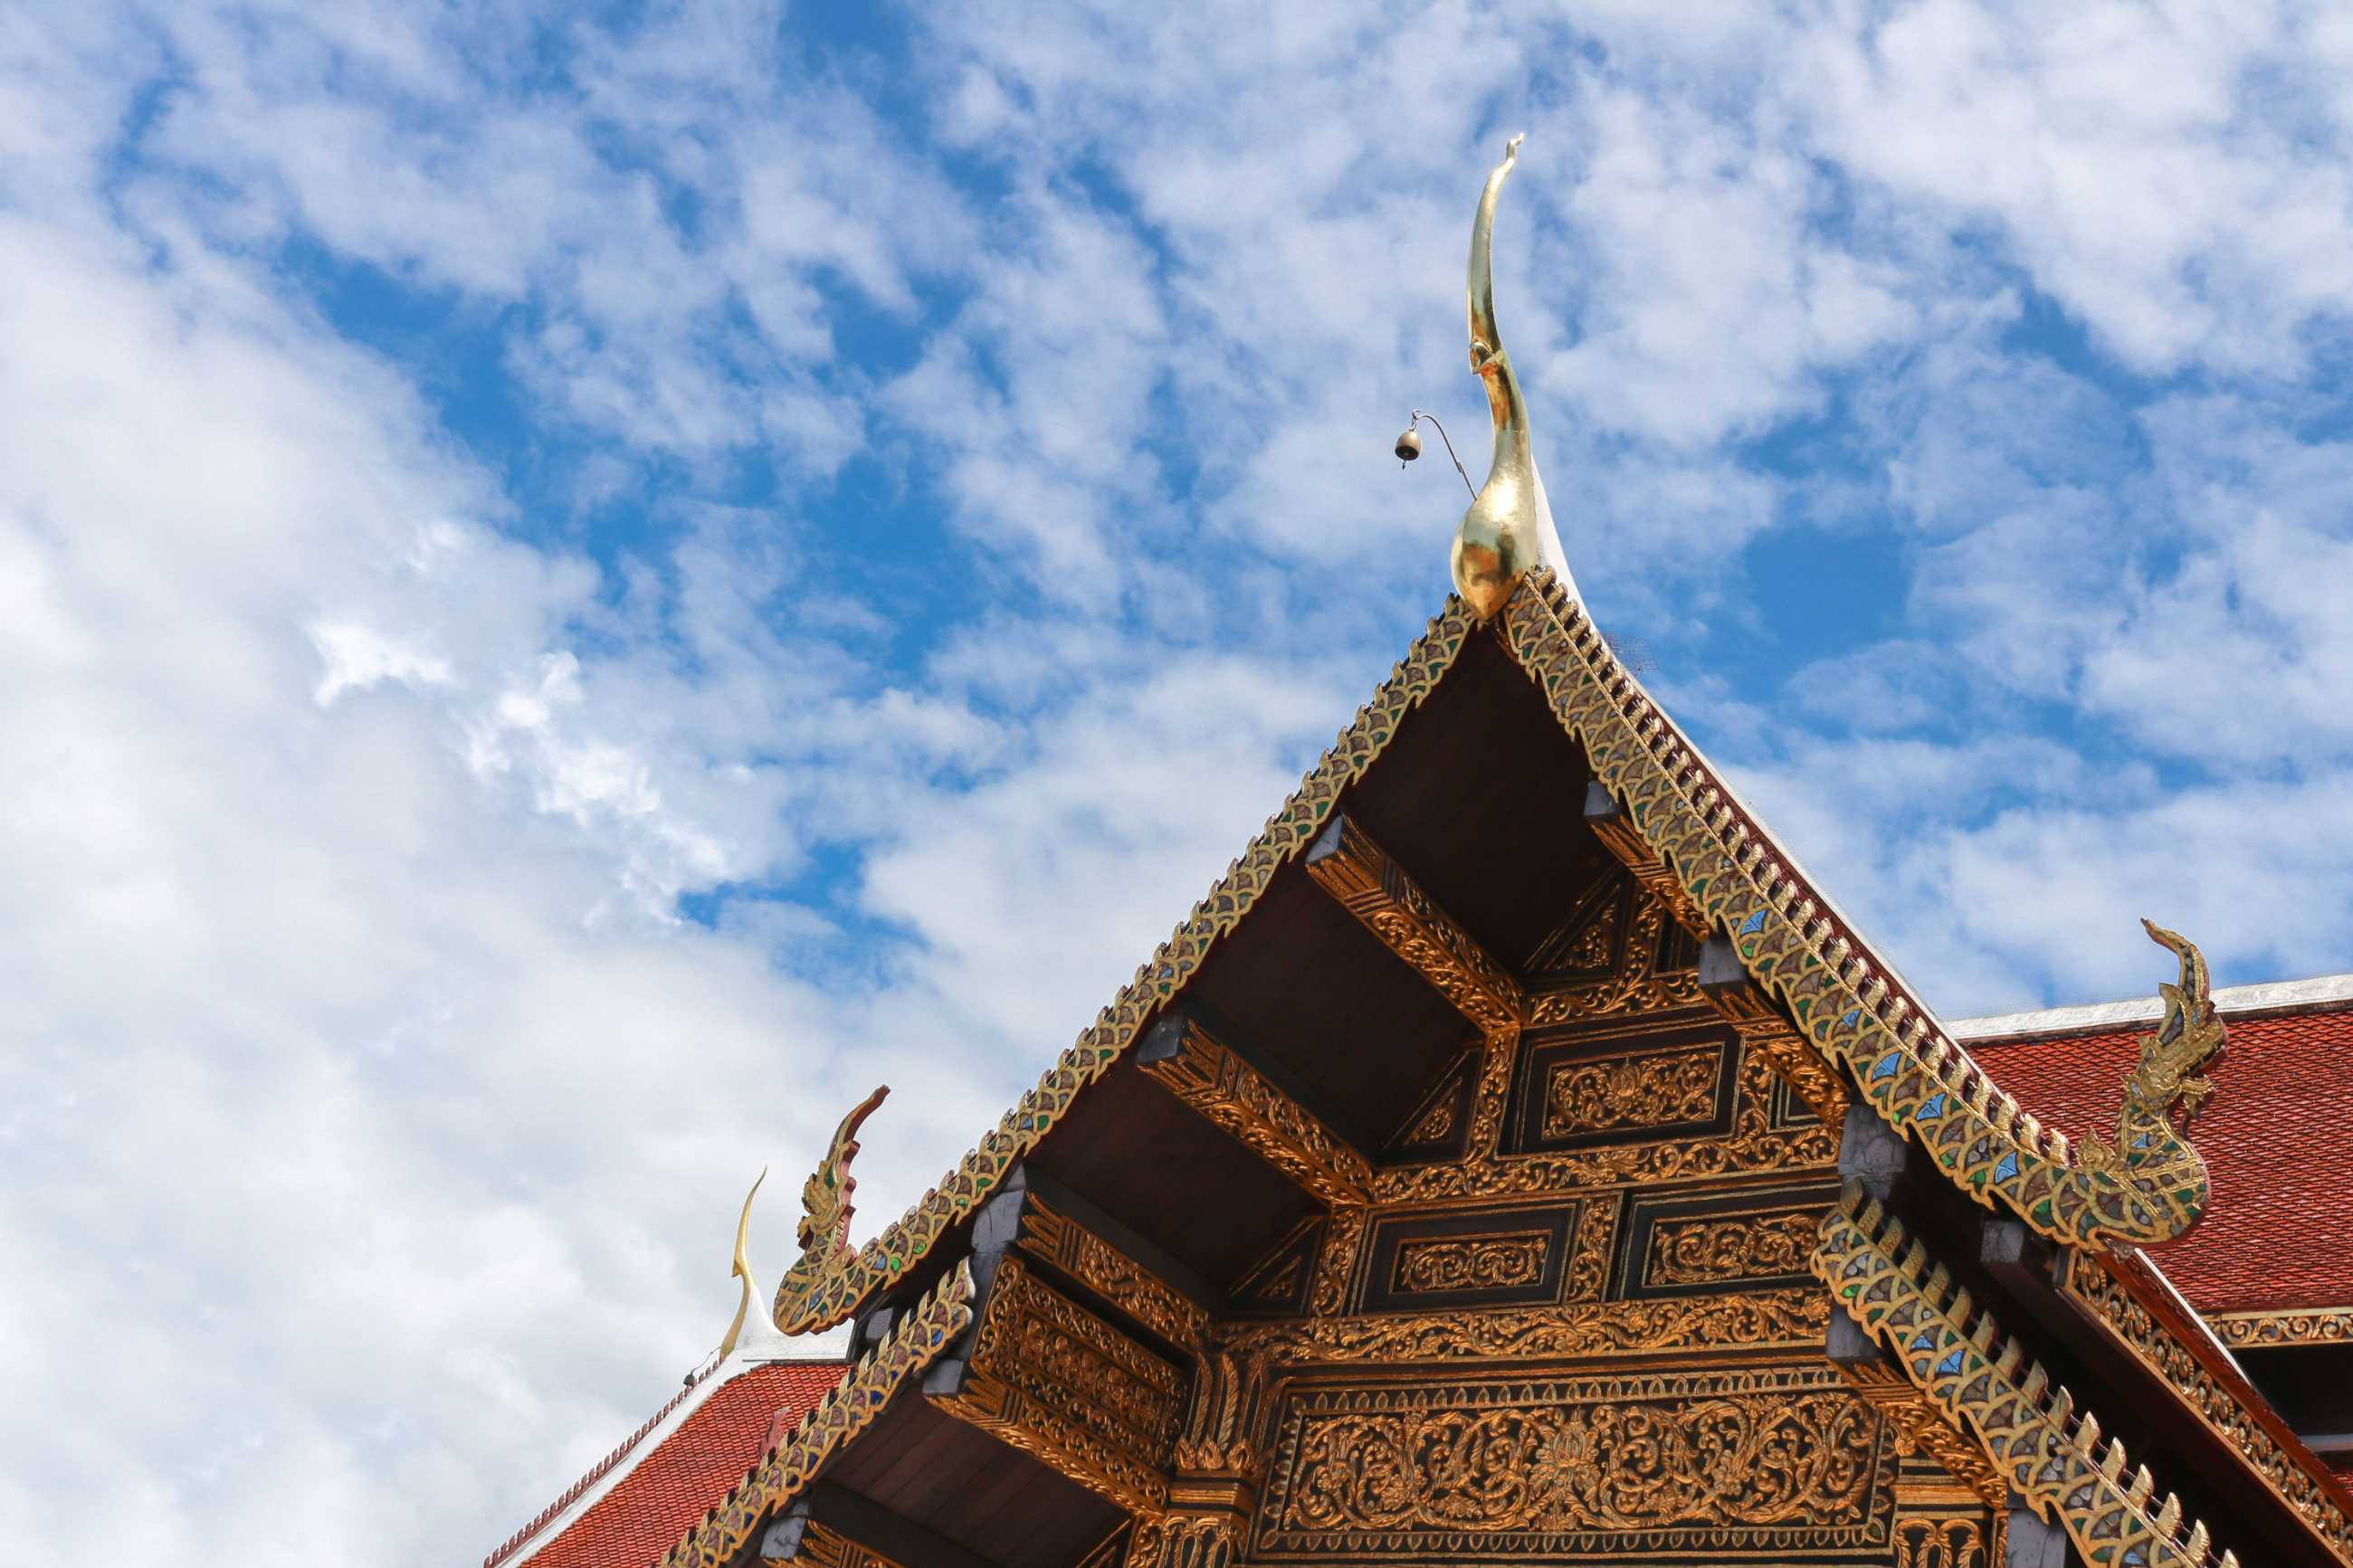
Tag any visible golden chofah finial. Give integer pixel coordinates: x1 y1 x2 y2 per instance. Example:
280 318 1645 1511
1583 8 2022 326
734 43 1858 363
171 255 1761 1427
1452 133 1573 619
716 1166 767 1360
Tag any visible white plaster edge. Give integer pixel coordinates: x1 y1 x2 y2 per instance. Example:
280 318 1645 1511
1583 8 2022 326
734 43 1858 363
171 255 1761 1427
1946 972 2353 1044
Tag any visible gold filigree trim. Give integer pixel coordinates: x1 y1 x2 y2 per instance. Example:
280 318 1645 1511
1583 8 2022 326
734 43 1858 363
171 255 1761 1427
1541 1041 1720 1139
1893 1516 1993 1568
1223 1285 1829 1364
781 1521 906 1568
937 1256 1181 1516
2207 1305 2353 1348
1643 1207 1819 1288
1565 1193 1618 1303
662 1263 975 1568
1307 1207 1366 1318
1815 1184 2238 1568
1501 569 2224 1248
1375 1046 1834 1202
2059 1252 2353 1563
1388 1230 1548 1294
774 602 1478 1332
1303 813 1522 1033
1526 884 1705 1024
1253 1363 1893 1555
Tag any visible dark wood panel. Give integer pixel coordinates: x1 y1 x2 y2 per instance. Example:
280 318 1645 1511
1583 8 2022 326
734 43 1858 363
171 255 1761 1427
1027 1061 1317 1285
1180 863 1475 1147
1338 629 1607 972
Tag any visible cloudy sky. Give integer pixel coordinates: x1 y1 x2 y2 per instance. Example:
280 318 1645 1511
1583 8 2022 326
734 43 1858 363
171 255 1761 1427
6 1 2353 1562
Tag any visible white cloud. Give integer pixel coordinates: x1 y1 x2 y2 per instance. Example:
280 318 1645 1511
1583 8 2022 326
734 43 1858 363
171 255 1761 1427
12 5 2353 1567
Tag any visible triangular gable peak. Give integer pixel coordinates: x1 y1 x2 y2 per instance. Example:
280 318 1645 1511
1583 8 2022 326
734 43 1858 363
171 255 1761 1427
712 570 2352 1568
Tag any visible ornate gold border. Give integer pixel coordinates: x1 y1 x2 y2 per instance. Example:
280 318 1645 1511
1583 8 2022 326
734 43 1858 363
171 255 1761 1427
2060 1255 2353 1562
662 1262 975 1568
1223 1285 1828 1364
1814 1187 2234 1568
775 600 1480 1333
2209 1305 2353 1348
1499 570 2211 1248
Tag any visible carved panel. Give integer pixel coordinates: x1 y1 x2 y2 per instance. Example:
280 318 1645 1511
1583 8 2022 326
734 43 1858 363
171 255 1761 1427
932 1256 1181 1515
1379 1047 1836 1204
1393 1231 1546 1292
1510 1029 1738 1155
1620 1182 1837 1298
1540 1041 1724 1141
1382 1050 1473 1163
1358 1204 1582 1313
1643 1210 1819 1288
1524 870 1624 982
1252 1364 1893 1562
1138 1015 1373 1207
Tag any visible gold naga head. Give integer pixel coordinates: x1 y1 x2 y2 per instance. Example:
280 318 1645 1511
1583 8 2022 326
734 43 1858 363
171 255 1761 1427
2130 917 2228 1126
797 1084 889 1259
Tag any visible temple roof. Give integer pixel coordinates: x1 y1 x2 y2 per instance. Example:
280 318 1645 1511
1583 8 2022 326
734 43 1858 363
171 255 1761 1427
486 1355 843 1568
1959 978 2353 1316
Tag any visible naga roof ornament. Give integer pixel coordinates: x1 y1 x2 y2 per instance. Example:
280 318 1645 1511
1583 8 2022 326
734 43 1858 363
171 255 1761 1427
775 1085 887 1335
1451 134 1574 619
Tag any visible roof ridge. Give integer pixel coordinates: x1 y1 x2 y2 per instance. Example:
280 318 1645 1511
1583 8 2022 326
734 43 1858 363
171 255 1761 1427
1951 973 2353 1043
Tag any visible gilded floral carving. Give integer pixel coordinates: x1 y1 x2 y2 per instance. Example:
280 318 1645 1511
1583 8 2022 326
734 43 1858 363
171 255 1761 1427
1642 1208 1819 1288
1389 1230 1549 1294
1254 1366 1891 1557
1541 1043 1721 1138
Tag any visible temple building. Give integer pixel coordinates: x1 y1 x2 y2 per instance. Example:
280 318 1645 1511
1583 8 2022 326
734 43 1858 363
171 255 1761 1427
492 141 2353 1568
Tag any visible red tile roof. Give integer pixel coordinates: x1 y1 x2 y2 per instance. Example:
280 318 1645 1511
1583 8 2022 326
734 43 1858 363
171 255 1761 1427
1969 1002 2353 1315
491 1360 843 1568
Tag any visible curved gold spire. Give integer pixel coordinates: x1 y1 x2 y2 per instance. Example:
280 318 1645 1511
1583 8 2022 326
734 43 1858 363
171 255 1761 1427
1452 134 1571 619
716 1166 767 1360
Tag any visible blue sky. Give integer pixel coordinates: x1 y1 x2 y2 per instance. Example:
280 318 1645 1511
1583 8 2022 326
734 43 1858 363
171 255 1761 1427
6 2 2353 1563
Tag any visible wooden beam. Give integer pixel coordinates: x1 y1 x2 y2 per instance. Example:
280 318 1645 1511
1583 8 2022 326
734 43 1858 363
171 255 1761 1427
765 1484 1000 1568
1584 781 1711 938
1700 935 1850 1131
1137 1011 1372 1206
1303 813 1521 1034
925 1253 1180 1516
973 1165 1216 1354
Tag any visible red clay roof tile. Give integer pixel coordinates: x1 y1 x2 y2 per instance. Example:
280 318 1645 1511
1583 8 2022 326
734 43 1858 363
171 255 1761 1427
1970 1003 2353 1315
494 1360 843 1568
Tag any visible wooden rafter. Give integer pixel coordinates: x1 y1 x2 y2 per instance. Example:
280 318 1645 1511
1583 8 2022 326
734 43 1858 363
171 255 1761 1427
1582 781 1711 939
1303 813 1521 1034
1137 1012 1373 1207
